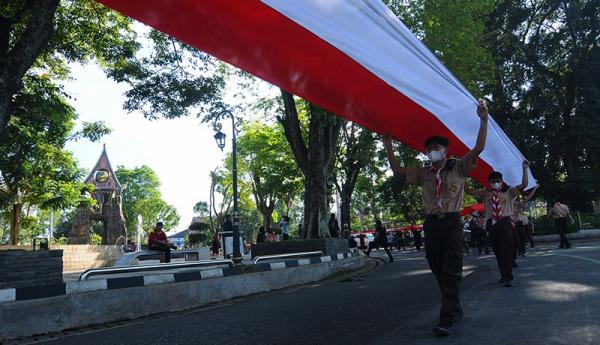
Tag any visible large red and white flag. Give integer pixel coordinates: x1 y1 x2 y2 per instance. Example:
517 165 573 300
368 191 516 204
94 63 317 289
96 0 535 188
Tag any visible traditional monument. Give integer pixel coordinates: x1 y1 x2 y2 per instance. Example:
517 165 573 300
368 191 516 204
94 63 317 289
69 145 127 245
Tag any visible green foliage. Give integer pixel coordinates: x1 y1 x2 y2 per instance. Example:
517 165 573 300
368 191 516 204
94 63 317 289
115 166 180 235
237 121 303 213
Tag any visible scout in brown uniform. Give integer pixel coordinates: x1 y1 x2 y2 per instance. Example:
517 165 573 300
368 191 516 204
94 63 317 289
469 161 530 287
513 185 538 256
383 99 488 337
548 199 574 248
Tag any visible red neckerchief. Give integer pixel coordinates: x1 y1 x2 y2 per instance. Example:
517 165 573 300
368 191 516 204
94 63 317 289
491 190 503 225
428 166 444 207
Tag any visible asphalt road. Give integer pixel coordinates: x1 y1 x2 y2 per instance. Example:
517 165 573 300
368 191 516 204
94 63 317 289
19 240 600 345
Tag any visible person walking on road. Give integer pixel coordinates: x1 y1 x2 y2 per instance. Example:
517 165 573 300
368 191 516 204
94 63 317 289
468 161 530 287
412 229 422 251
513 185 538 256
383 99 489 337
365 220 394 262
280 216 290 241
548 198 574 249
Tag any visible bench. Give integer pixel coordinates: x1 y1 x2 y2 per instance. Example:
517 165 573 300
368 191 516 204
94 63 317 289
113 247 210 267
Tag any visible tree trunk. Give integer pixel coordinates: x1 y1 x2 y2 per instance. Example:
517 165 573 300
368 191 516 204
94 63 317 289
261 211 273 231
277 90 344 239
340 190 352 233
0 0 60 134
9 203 22 245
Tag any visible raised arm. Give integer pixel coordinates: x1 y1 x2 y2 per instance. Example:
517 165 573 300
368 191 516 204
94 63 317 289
522 184 539 204
383 134 409 177
517 160 530 191
463 99 489 164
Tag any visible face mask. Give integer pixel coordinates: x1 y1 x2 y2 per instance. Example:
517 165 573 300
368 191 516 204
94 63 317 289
491 182 502 190
426 149 446 162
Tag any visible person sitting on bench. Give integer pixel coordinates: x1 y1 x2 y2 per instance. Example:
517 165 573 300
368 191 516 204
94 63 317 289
148 222 176 263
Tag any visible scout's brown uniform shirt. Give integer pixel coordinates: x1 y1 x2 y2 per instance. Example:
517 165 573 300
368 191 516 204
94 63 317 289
471 187 519 220
550 203 570 219
405 158 476 215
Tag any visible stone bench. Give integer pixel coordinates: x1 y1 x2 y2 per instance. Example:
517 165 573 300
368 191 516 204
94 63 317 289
113 247 210 267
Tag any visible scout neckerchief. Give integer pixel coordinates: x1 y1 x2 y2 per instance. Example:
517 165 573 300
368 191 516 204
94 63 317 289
491 190 503 225
428 166 444 208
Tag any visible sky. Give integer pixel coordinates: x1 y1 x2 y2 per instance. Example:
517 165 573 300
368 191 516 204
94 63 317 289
63 62 245 231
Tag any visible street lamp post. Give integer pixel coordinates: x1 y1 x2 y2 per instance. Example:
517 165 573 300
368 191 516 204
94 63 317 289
212 110 242 264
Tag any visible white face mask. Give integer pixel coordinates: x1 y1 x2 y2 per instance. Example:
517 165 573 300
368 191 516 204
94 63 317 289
491 182 502 190
426 149 446 163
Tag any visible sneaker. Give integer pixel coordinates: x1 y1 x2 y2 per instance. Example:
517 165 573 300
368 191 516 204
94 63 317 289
432 324 450 337
504 280 514 287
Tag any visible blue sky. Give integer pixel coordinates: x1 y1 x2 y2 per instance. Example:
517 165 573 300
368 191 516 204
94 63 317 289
64 63 230 230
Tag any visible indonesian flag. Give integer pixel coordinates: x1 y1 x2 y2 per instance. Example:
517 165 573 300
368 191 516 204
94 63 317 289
96 0 536 188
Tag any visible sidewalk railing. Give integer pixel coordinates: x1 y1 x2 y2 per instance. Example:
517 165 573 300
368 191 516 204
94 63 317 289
79 259 234 281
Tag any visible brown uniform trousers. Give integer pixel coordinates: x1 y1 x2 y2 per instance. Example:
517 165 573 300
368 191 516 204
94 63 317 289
487 218 514 281
424 213 464 327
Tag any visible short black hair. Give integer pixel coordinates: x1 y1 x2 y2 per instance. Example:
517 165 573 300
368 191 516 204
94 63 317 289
424 136 450 149
488 171 503 181
555 197 562 203
156 221 164 227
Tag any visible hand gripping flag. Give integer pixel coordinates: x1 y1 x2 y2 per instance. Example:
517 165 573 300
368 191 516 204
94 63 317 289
96 0 536 189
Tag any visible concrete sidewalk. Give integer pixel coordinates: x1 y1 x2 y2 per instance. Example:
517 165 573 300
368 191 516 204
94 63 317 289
374 241 600 345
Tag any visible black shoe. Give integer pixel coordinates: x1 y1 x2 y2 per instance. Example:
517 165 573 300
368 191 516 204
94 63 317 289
388 256 394 262
566 244 572 249
513 262 518 268
498 278 505 284
363 251 370 256
432 324 450 337
504 280 514 287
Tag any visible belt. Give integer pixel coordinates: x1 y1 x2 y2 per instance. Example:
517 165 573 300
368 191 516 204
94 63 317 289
426 212 460 220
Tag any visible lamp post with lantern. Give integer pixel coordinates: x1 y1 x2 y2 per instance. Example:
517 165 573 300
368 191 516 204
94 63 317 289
212 109 242 264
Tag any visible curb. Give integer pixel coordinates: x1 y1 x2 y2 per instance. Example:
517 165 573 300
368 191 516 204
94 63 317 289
0 251 359 304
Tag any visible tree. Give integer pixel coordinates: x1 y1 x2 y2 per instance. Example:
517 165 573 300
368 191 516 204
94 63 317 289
193 201 210 219
0 75 104 244
0 0 139 135
237 121 302 232
277 92 345 238
333 123 377 232
484 0 600 209
115 165 180 234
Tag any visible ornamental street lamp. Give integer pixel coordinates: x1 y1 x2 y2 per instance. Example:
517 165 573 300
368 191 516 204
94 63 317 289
212 110 242 264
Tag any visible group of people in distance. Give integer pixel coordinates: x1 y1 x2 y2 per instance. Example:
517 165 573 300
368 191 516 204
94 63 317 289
383 99 538 337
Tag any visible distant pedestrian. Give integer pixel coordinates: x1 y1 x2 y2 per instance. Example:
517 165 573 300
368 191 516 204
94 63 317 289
328 213 340 238
469 161 530 287
256 226 267 243
513 186 538 256
211 233 221 256
346 231 357 248
280 216 290 241
395 231 407 251
365 220 394 262
266 227 276 242
469 212 489 255
359 233 367 250
412 229 422 251
548 198 574 249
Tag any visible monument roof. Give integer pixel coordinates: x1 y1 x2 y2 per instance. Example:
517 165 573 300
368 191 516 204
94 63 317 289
84 144 122 192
